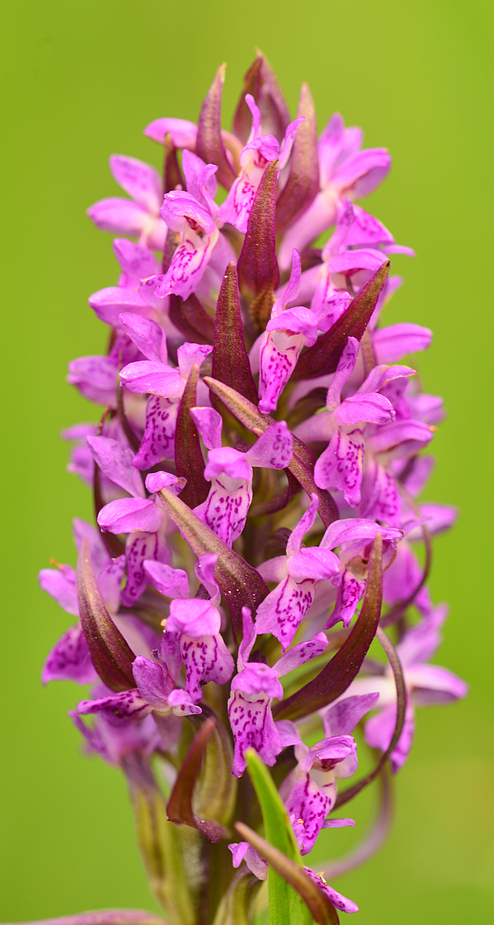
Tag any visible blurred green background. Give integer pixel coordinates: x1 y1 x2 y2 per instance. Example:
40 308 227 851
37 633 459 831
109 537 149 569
1 0 493 921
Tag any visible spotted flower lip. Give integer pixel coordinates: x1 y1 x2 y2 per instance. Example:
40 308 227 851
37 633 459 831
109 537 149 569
42 54 465 925
192 413 293 547
228 608 329 777
255 494 341 650
255 249 319 414
140 153 225 302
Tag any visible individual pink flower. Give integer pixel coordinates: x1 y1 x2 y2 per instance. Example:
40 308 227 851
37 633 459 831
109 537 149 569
221 94 303 232
279 112 391 268
87 154 167 250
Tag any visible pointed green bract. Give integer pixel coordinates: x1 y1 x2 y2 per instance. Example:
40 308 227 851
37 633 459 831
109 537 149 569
293 262 390 380
212 262 258 406
274 534 383 721
197 63 237 190
166 718 227 843
157 487 269 636
76 538 136 692
175 363 209 508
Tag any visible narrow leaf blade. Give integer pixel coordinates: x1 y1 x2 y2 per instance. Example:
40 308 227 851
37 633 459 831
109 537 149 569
245 751 310 925
274 534 383 721
235 823 339 925
246 749 302 862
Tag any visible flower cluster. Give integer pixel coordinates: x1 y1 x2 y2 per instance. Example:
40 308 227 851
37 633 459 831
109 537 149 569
40 54 467 925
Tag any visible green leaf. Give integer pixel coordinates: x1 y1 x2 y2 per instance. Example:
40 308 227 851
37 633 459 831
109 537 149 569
235 821 339 925
245 751 311 925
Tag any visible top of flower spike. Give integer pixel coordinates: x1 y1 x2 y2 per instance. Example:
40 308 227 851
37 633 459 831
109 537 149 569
49 52 467 924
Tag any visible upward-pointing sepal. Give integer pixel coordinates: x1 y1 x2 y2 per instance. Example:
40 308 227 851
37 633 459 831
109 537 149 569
76 538 136 692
